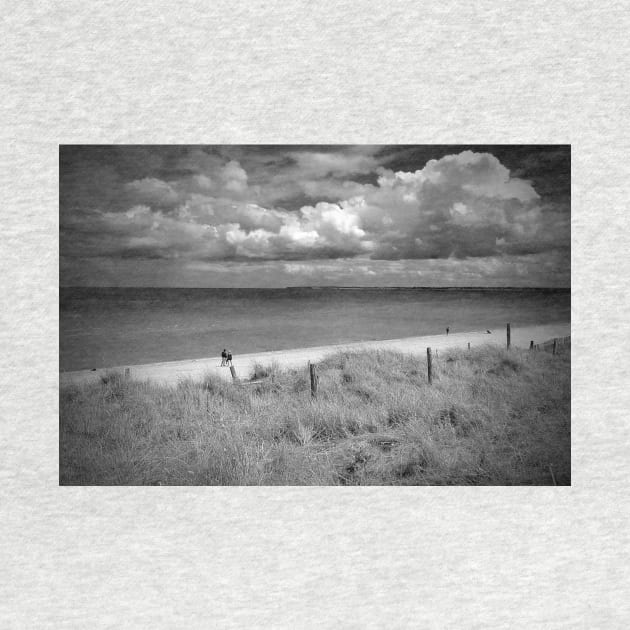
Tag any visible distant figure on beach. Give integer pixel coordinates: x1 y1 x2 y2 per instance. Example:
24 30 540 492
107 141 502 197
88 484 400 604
220 349 227 366
227 350 233 366
446 327 450 335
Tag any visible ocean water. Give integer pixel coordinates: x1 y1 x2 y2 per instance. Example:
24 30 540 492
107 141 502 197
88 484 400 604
60 287 571 371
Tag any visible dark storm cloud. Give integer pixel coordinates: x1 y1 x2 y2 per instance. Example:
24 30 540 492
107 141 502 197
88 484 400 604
59 145 570 286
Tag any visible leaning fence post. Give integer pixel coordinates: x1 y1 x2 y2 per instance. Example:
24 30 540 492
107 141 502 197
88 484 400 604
552 339 557 355
229 365 239 382
309 362 318 398
507 323 511 349
427 347 433 385
529 340 534 350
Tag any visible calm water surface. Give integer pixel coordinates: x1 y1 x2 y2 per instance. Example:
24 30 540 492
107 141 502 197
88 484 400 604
60 287 570 371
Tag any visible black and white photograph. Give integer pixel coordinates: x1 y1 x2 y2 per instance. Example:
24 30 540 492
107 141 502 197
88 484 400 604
60 144 571 485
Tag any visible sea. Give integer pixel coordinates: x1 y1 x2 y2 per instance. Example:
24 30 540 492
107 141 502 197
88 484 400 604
60 287 571 371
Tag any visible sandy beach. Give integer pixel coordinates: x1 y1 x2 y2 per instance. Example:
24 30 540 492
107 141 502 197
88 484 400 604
60 322 570 387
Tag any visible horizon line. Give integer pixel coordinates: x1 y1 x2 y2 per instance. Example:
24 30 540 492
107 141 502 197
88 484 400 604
60 285 571 290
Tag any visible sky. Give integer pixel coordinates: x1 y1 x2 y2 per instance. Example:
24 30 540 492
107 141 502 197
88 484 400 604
60 145 570 287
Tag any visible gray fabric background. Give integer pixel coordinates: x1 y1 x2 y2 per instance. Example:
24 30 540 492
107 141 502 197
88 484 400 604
2 1 629 627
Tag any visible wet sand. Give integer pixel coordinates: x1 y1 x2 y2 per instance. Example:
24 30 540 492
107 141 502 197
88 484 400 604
60 322 570 387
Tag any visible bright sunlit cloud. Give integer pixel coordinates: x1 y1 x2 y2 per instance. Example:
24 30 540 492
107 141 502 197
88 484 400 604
60 145 570 286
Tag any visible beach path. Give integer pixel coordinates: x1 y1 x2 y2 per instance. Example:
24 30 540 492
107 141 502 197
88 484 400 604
60 322 570 387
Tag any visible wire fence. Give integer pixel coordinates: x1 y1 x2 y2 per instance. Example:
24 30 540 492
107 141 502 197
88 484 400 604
533 335 571 354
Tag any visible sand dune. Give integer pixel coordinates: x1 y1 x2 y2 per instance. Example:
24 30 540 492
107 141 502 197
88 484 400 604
60 322 570 387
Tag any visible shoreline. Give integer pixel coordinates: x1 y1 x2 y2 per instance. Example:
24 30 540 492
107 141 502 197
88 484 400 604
60 322 570 387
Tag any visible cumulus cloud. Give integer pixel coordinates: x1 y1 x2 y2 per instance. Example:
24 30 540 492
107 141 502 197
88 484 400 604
60 146 570 286
123 178 180 207
220 160 248 194
357 151 550 259
288 149 379 177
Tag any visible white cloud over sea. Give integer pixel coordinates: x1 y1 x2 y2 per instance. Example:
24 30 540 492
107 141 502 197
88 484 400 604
60 145 570 286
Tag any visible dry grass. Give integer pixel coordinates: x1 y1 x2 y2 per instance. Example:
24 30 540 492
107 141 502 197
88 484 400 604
60 343 570 485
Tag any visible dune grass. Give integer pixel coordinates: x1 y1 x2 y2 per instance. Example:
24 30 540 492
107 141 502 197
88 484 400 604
59 343 570 485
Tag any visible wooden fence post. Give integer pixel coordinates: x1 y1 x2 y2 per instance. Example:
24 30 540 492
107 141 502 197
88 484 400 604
552 339 557 355
124 367 130 378
427 347 432 385
507 323 511 349
229 365 239 382
467 342 470 350
529 340 534 350
309 362 318 398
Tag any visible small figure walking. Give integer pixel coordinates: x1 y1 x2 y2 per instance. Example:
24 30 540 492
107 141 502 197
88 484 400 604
446 327 450 335
226 350 233 367
220 349 227 366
